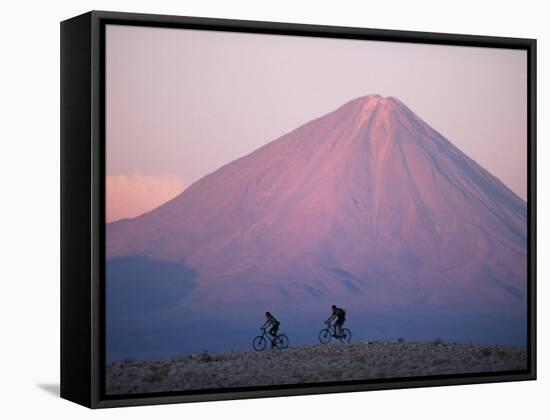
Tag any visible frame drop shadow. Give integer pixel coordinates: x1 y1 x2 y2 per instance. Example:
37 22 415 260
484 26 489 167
37 383 60 397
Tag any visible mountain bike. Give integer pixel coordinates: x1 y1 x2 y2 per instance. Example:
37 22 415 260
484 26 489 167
319 321 352 344
252 328 289 351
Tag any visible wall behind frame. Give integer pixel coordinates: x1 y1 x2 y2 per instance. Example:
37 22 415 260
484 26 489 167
0 0 547 419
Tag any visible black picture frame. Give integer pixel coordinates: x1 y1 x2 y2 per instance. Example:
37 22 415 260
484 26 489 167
60 10 537 409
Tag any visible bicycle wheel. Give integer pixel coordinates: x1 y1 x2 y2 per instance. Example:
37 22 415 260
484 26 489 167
253 335 267 351
276 334 289 349
339 328 352 343
319 329 331 344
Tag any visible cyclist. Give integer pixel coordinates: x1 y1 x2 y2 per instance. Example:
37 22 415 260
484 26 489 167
326 305 346 337
262 312 280 347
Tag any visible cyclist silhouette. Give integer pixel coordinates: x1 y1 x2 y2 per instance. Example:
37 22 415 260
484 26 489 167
262 312 280 346
326 305 346 337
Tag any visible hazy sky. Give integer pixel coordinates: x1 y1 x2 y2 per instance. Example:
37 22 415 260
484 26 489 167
106 24 527 222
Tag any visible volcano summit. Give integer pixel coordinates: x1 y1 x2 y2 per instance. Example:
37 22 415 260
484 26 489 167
106 95 527 361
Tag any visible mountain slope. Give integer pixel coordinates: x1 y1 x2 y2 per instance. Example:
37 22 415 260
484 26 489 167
106 95 527 360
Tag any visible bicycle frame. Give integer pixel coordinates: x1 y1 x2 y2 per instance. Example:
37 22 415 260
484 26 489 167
325 322 341 337
260 328 280 343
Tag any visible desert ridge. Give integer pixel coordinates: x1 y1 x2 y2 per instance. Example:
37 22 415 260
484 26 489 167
106 341 527 395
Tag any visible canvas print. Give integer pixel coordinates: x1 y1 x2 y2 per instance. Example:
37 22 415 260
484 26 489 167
104 24 528 395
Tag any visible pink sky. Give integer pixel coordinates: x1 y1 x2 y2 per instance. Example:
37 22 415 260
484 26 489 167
106 175 185 222
106 24 527 222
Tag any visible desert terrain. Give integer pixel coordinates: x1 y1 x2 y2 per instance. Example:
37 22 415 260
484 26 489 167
106 340 527 395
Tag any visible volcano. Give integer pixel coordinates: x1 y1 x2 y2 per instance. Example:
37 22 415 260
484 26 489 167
106 95 527 361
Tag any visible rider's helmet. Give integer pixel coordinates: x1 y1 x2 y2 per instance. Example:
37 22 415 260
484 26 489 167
332 305 337 310
266 311 271 316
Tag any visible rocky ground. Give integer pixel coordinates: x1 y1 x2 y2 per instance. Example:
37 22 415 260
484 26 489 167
106 341 527 395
